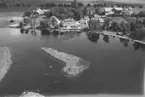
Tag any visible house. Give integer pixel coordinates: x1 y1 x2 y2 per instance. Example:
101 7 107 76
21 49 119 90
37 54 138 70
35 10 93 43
62 19 79 27
33 8 49 15
59 18 82 32
99 18 105 23
104 7 113 13
94 14 101 18
59 25 81 32
113 7 123 11
84 16 90 21
104 7 114 16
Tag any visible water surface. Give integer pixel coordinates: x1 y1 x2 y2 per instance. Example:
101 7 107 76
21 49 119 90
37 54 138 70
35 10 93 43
0 12 145 96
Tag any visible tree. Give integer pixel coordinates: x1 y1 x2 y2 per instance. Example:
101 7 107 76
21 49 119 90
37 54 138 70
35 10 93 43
93 4 97 8
110 22 120 32
40 20 50 28
103 18 111 30
143 19 145 26
95 7 105 15
88 19 101 31
74 10 83 21
23 11 32 17
87 3 91 7
130 21 136 31
78 2 84 7
71 0 77 8
139 5 143 8
83 6 88 16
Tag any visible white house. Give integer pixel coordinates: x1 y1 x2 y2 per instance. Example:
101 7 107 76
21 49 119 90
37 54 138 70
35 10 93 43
104 7 114 15
104 7 113 13
62 19 79 27
60 19 82 32
113 7 123 11
34 8 49 15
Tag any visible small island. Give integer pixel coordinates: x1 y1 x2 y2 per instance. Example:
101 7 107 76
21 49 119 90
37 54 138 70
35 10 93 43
41 47 90 77
0 46 12 82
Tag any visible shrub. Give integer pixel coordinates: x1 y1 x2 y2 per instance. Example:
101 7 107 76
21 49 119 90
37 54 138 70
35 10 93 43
23 18 31 25
40 20 50 28
23 11 31 17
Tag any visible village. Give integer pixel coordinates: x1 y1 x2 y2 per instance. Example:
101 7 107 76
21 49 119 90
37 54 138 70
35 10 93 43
7 0 145 44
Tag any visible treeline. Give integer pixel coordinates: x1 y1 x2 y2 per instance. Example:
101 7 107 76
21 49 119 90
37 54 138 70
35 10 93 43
44 7 88 21
0 2 84 8
88 3 144 8
0 3 7 8
86 16 145 36
38 2 84 8
0 3 31 8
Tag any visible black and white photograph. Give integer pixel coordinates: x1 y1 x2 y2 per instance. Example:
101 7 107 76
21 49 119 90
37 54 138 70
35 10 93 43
0 0 145 97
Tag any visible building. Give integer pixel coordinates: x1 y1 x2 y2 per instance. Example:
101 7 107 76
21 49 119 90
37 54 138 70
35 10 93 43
60 18 81 32
113 7 123 11
62 19 79 26
104 7 114 16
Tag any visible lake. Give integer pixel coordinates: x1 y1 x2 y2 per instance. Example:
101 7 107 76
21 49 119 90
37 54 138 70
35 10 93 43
0 12 145 96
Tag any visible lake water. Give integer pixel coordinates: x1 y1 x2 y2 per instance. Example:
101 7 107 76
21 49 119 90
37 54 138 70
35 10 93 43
0 12 145 96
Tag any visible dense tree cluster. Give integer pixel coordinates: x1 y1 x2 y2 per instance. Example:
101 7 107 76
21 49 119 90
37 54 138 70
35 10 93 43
88 19 101 31
91 3 144 9
101 16 145 35
44 7 84 21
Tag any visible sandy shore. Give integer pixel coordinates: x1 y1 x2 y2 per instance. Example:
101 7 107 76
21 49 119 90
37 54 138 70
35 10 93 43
41 47 90 77
19 92 45 97
17 92 144 97
0 46 12 82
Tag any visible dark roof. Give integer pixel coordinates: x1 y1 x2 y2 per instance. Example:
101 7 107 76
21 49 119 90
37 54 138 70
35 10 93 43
123 17 136 23
112 17 128 24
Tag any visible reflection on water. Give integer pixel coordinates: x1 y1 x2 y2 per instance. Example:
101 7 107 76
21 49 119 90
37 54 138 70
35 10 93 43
0 28 145 96
103 35 110 43
20 29 37 35
9 29 21 36
87 32 100 43
41 29 51 35
133 42 145 51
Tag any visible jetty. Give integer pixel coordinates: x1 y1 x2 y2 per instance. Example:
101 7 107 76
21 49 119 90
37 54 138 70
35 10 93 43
41 47 90 77
97 31 145 45
0 46 12 82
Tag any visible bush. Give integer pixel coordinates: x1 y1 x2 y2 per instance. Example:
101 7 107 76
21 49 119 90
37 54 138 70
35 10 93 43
40 20 50 28
23 11 31 17
23 18 31 25
137 11 145 17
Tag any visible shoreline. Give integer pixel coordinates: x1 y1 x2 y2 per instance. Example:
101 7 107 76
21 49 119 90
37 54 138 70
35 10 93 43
5 91 144 97
0 46 12 82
